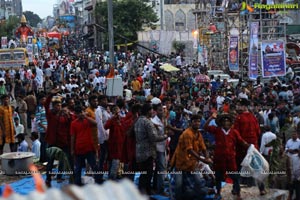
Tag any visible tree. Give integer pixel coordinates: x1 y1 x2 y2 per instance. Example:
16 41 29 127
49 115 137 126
95 0 158 47
23 11 42 27
172 41 185 54
0 15 19 38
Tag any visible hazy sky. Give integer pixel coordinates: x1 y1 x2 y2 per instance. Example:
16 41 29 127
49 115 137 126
22 0 57 19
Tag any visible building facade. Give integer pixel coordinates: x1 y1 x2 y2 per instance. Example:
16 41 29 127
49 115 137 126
1 0 22 20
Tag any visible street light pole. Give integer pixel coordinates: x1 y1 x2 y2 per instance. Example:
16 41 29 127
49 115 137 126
107 0 114 66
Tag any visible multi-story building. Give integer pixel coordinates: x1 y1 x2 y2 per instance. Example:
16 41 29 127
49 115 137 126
148 0 198 31
0 0 22 20
51 0 99 48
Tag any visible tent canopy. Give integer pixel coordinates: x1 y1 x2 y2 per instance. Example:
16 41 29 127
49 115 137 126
47 31 62 40
160 63 180 72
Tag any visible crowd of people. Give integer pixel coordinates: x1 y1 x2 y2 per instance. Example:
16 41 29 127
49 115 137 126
0 49 299 200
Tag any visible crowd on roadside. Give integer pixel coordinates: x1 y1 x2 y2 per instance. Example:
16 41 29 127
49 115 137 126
0 49 299 200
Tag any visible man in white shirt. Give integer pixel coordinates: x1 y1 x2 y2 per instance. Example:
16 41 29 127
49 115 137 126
30 132 41 159
98 75 106 92
95 95 111 183
285 131 300 157
238 87 249 99
66 80 79 92
124 86 132 101
260 125 277 161
216 91 225 111
289 153 300 199
14 117 24 135
176 53 182 68
92 75 100 88
35 66 44 89
143 83 151 98
44 67 53 78
293 112 300 129
151 102 168 196
0 70 5 78
9 68 16 81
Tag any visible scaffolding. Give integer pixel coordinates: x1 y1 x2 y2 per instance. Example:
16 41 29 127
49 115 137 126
241 2 287 80
194 0 287 79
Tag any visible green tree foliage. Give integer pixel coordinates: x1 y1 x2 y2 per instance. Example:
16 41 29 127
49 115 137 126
172 41 185 53
0 15 19 38
24 11 42 27
95 0 158 45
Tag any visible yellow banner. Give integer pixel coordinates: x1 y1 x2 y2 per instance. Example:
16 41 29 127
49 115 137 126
115 41 137 48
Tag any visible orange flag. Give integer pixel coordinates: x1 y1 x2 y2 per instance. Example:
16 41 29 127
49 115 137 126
106 64 115 78
2 185 13 198
247 5 254 12
29 164 46 193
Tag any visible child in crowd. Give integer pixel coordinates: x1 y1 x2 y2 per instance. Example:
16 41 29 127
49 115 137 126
14 117 24 136
16 133 29 152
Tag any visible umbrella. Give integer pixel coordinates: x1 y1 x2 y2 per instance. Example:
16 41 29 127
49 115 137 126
286 42 300 56
160 63 180 72
195 74 210 83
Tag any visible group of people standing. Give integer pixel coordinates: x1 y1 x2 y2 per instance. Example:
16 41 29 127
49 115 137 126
0 48 299 200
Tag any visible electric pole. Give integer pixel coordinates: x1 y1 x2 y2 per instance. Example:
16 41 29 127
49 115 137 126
107 0 114 66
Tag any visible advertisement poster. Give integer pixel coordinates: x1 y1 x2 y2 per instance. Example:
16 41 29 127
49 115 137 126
261 40 286 77
228 35 239 71
26 44 33 62
248 22 259 79
198 45 208 65
1 37 7 49
27 36 33 44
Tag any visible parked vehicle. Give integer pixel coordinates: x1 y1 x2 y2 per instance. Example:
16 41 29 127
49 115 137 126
0 47 29 69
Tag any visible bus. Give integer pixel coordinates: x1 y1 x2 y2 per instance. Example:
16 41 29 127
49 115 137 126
0 48 29 69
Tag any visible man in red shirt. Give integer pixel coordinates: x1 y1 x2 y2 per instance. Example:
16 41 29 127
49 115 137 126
234 98 266 195
204 112 249 200
71 105 101 185
136 74 143 86
104 105 126 180
45 89 74 187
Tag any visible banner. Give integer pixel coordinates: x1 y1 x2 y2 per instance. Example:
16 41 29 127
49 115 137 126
228 35 239 71
248 22 259 79
27 36 33 44
198 45 208 65
261 40 286 77
1 37 7 49
26 44 33 62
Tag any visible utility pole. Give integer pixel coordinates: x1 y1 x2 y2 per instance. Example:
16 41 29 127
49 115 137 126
107 0 114 66
98 0 103 50
160 0 164 30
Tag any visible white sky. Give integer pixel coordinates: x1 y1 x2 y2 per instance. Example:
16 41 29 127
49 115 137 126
22 0 57 19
